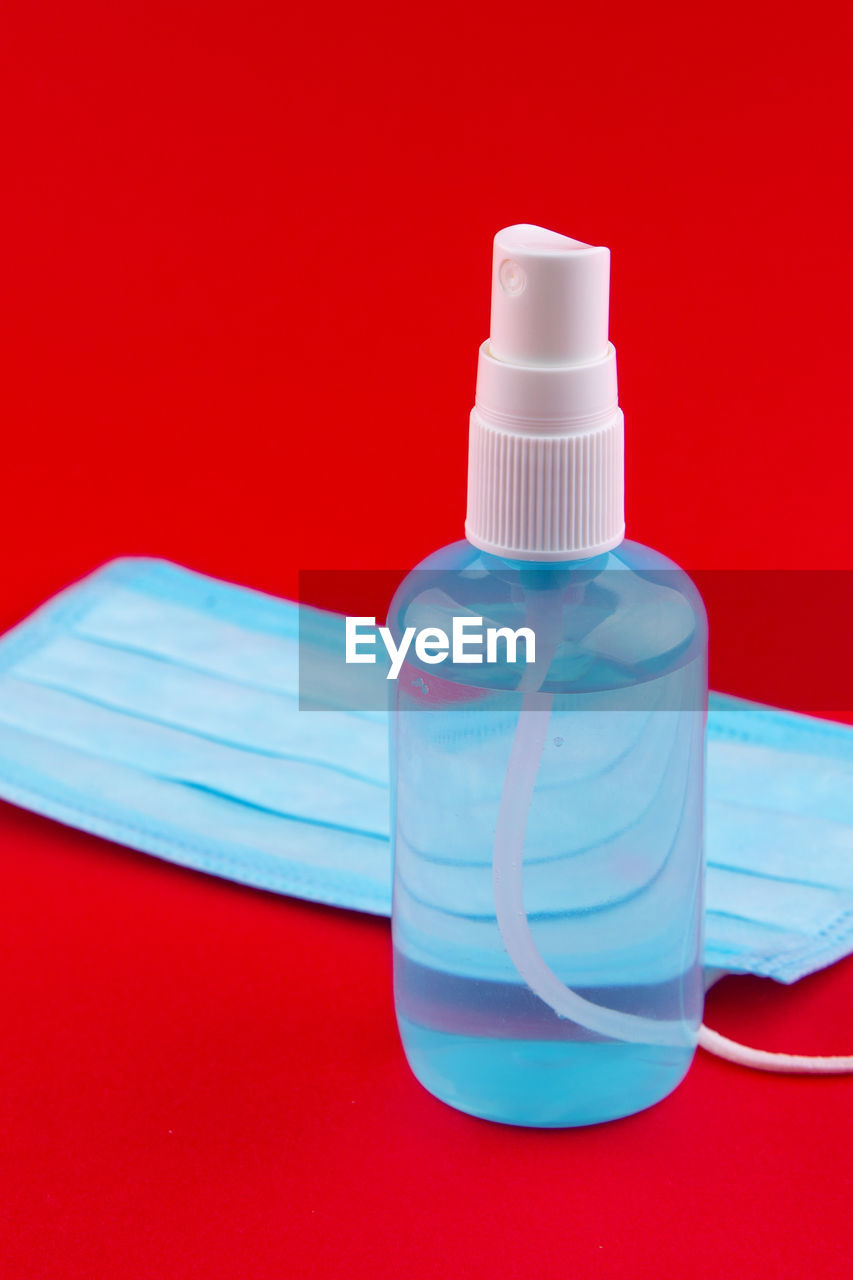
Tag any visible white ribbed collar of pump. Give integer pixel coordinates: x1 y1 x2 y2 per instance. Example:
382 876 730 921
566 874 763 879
465 224 625 563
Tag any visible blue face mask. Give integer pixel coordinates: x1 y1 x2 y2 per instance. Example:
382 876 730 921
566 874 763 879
1 557 851 1071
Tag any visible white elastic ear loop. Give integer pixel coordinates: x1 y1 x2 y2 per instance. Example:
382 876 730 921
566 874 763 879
697 1023 853 1074
492 586 853 1071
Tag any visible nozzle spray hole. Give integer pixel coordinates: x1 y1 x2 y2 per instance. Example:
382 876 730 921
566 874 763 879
499 259 526 296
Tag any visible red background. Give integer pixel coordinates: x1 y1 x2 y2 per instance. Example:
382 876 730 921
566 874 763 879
1 2 852 1276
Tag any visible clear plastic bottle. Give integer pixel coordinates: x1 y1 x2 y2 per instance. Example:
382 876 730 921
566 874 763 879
389 539 707 1126
388 225 708 1125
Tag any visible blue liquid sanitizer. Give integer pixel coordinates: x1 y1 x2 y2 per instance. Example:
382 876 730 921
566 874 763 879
389 226 708 1126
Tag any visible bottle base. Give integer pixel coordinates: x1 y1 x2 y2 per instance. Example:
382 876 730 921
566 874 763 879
398 1014 696 1127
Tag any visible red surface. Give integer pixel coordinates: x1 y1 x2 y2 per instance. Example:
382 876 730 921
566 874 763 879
1 2 852 1276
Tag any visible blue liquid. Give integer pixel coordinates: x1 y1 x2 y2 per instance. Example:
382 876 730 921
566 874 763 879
389 539 707 1127
395 960 698 1127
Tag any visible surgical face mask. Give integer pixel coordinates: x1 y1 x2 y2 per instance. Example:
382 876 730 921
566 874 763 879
1 557 851 1072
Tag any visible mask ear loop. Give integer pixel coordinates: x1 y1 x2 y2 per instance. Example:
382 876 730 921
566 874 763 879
697 1024 853 1074
492 584 853 1073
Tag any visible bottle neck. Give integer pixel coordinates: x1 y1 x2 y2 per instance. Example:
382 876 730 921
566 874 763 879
468 542 617 577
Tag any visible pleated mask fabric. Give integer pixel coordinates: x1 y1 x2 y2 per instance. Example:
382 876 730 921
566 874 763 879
0 557 851 985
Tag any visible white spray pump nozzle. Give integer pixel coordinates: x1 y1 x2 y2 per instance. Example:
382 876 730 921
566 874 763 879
466 222 624 562
490 224 611 368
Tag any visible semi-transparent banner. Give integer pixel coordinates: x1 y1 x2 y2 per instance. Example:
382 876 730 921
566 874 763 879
298 568 853 715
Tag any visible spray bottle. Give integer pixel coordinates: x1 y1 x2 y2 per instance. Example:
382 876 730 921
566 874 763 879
389 225 707 1126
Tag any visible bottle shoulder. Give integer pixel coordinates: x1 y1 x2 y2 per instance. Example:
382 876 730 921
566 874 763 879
395 538 705 620
390 539 707 693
